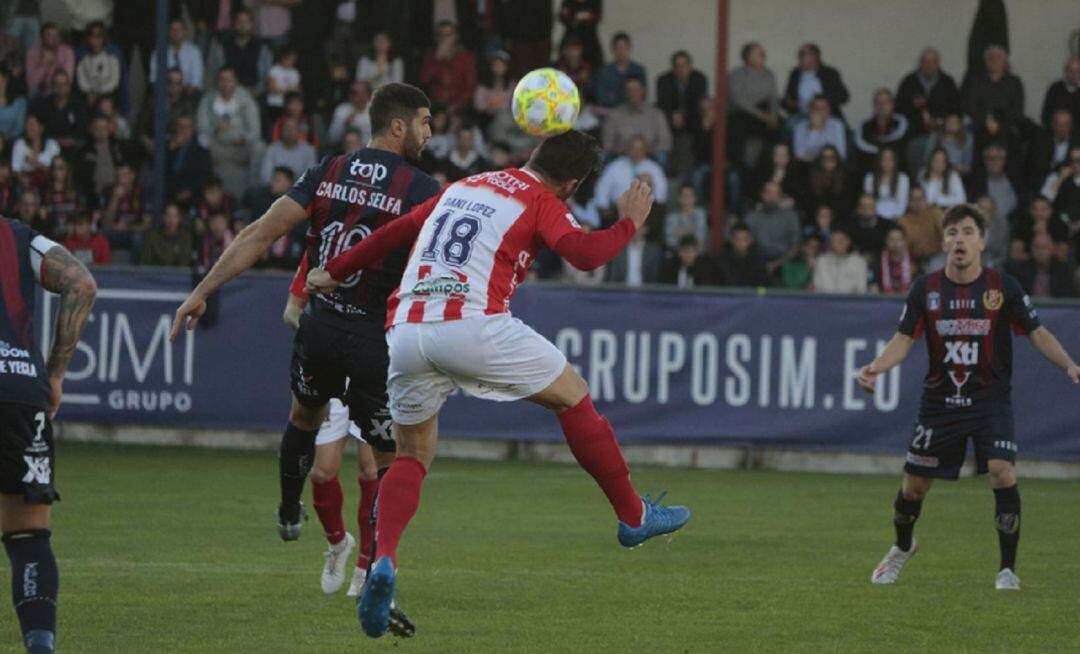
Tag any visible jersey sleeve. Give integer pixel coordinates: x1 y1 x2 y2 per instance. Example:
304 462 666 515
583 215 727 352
285 156 332 208
1002 273 1041 335
29 234 62 284
534 193 585 249
897 277 926 338
410 172 443 205
289 253 310 299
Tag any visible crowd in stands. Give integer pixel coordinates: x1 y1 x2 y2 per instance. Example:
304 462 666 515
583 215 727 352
1 1 1079 299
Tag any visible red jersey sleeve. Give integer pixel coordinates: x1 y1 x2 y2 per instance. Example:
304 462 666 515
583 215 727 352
289 254 310 298
534 193 583 249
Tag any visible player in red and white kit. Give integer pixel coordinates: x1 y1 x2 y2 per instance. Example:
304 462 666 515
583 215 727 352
307 131 691 638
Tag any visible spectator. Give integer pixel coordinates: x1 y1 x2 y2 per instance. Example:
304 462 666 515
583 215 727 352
12 114 60 182
251 0 297 45
40 156 82 238
601 77 672 162
895 47 961 137
1026 109 1079 190
922 112 973 174
973 195 1010 268
75 21 121 107
24 23 74 97
744 180 801 273
850 193 889 255
31 69 88 152
792 95 846 162
142 202 194 267
473 51 514 133
14 189 49 234
1005 233 1074 298
355 32 404 90
1040 57 1080 128
593 135 668 214
167 114 212 204
271 93 319 147
919 146 966 207
265 45 301 116
972 108 1023 179
813 228 867 294
1041 145 1080 223
0 159 19 212
327 82 372 148
1011 196 1071 263
191 177 238 233
242 166 294 222
747 142 801 208
782 42 849 120
99 162 149 250
962 45 1024 130
261 117 316 185
853 89 909 170
196 211 235 275
604 224 663 286
807 205 836 240
76 114 126 198
657 50 708 137
558 0 602 70
419 20 477 112
494 0 554 78
95 95 132 142
441 124 490 182
0 66 27 139
665 183 708 249
196 67 263 197
870 224 915 293
206 9 272 96
555 36 592 100
0 28 27 78
75 20 131 114
863 147 909 220
63 211 110 266
898 185 944 263
137 67 199 157
727 42 780 169
593 32 646 110
340 128 364 155
719 223 770 287
781 233 822 290
968 144 1023 221
803 145 848 217
659 235 721 288
149 19 204 94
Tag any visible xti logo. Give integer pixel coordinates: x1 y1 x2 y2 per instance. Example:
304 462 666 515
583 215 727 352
22 457 51 484
369 418 394 443
944 341 979 365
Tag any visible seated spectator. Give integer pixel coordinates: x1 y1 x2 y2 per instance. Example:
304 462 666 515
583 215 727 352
419 20 477 112
659 235 721 288
1005 233 1074 298
1011 196 1070 258
75 21 121 108
558 0 603 70
76 114 127 198
25 23 74 98
494 0 554 78
142 202 194 267
99 162 149 249
1026 109 1079 190
272 92 318 148
63 211 110 266
895 47 961 138
167 114 212 204
919 147 966 207
149 19 204 94
0 159 19 212
727 42 780 168
0 66 26 139
972 108 1023 179
265 45 300 115
327 81 372 148
962 45 1024 130
921 112 973 174
95 95 132 142
340 128 364 155
191 177 238 234
602 77 672 163
813 228 867 294
555 36 592 100
807 205 836 240
592 136 668 216
967 144 1023 221
261 117 316 185
744 180 801 274
782 43 849 121
242 166 294 222
869 224 916 293
13 190 50 235
196 211 235 275
854 89 909 171
1041 145 1080 224
1039 57 1080 128
604 223 662 286
781 233 822 290
207 8 271 96
137 67 198 157
975 195 1011 268
850 193 889 255
196 67 263 197
863 147 910 220
657 49 708 136
898 186 944 263
665 183 708 249
802 145 848 217
356 32 404 90
31 69 88 152
792 95 846 162
747 142 802 208
473 51 515 134
593 32 646 110
718 224 770 287
12 114 60 184
441 124 490 182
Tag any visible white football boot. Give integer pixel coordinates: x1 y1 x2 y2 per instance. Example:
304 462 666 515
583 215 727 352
995 568 1021 590
871 540 917 584
346 565 368 598
320 532 356 594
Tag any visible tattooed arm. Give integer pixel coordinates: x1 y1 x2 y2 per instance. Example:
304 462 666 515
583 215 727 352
39 245 98 418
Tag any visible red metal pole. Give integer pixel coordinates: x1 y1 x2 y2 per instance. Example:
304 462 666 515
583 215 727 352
709 0 730 256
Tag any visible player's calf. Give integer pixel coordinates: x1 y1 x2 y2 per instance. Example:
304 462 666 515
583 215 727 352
3 529 58 653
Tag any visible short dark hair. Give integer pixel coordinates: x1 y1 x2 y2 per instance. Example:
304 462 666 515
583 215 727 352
941 203 987 236
612 32 631 47
73 210 92 225
671 50 691 67
369 83 431 136
272 166 295 182
741 42 759 62
731 223 752 236
527 130 602 183
677 234 699 249
885 223 906 238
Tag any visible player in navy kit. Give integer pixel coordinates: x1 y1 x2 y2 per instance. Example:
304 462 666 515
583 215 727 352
0 217 97 653
858 204 1080 590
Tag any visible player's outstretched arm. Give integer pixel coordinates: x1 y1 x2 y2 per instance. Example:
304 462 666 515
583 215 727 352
553 179 654 271
40 245 98 418
857 332 915 393
1027 326 1080 384
171 196 308 340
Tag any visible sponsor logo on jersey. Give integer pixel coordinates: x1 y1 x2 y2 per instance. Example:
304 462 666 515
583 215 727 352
949 298 976 310
906 452 939 467
982 289 1003 311
564 212 581 229
927 292 940 311
468 170 530 195
944 341 979 365
412 274 470 298
935 319 991 336
946 370 974 407
349 160 388 185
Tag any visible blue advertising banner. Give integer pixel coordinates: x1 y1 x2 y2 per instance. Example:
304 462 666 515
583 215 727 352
37 271 1080 460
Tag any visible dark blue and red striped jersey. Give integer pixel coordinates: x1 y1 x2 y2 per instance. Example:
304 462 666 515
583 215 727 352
286 148 440 331
0 217 52 409
898 268 1041 411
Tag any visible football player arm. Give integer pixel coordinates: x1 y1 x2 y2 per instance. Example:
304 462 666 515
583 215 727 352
283 255 309 330
551 179 654 271
1027 326 1080 384
38 244 98 418
857 333 916 393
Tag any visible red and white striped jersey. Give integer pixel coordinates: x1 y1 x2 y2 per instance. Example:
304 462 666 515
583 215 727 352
388 169 582 326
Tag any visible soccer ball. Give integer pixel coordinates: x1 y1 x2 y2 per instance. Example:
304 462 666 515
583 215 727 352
512 68 581 137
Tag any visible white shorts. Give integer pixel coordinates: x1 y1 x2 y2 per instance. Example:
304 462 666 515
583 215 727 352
387 313 567 425
314 398 365 446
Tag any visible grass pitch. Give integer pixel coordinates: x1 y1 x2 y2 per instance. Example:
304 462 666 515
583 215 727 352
2 441 1078 653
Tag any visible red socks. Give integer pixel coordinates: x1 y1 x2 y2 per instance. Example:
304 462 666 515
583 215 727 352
558 395 643 527
373 457 427 567
311 477 346 545
357 478 379 568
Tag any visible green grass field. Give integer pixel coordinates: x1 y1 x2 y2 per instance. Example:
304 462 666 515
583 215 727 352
2 442 1078 653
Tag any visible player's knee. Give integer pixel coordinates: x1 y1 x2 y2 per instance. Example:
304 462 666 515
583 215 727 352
988 463 1016 488
308 464 337 484
357 464 378 480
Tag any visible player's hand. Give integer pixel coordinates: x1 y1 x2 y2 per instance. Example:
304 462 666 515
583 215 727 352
170 294 208 341
1067 363 1080 385
48 375 63 419
617 179 654 229
306 267 339 295
857 364 878 394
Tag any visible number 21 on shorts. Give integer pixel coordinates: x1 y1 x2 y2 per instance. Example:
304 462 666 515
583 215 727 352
912 424 933 450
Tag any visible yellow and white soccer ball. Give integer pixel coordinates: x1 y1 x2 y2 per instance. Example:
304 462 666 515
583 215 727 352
512 68 581 137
